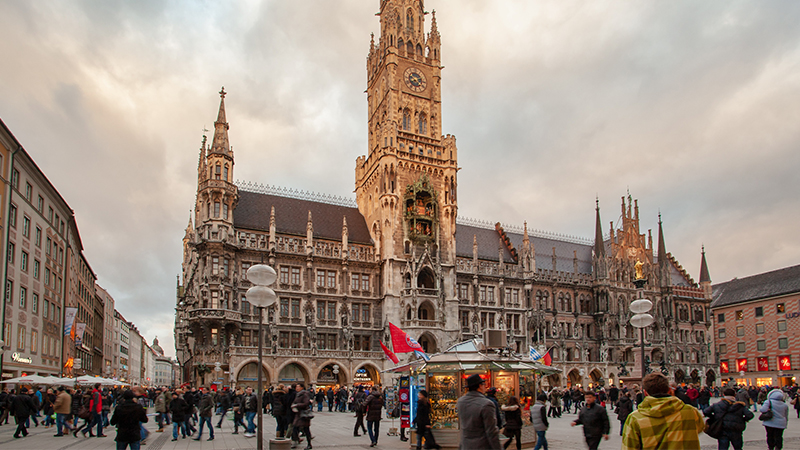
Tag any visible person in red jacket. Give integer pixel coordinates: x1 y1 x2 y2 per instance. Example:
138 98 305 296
686 384 700 408
88 383 106 437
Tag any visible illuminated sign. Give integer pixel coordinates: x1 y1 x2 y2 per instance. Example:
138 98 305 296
11 353 32 364
736 358 748 372
779 356 792 371
757 357 769 372
720 360 729 374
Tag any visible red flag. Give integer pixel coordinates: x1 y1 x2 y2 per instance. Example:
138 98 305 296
380 341 400 364
542 351 552 366
389 323 423 354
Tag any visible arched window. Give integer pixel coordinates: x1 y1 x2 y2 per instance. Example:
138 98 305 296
417 268 435 289
565 293 572 312
402 109 411 131
543 291 550 310
536 290 543 309
418 114 427 135
558 292 564 311
406 9 414 32
223 165 229 181
418 302 434 320
406 306 412 320
416 43 422 56
407 41 414 55
398 38 404 52
215 164 221 180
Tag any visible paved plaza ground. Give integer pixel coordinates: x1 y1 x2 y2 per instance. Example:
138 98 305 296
0 401 798 449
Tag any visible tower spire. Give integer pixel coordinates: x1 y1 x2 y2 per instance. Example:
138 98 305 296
657 213 670 287
699 245 711 284
593 199 607 279
210 87 230 156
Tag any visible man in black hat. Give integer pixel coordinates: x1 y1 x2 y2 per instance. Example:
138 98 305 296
457 374 501 450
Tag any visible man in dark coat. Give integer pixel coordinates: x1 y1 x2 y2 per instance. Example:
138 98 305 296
10 387 36 438
169 391 190 441
326 387 334 412
353 386 368 437
486 387 504 429
703 388 754 450
364 386 385 447
413 389 441 450
216 389 231 428
615 391 633 436
457 374 501 450
243 386 258 437
571 391 610 450
109 390 148 449
194 387 215 441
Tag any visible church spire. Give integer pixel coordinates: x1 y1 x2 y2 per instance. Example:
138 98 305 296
210 87 231 156
657 213 670 287
699 245 711 283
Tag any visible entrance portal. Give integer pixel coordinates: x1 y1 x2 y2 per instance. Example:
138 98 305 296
236 362 269 389
278 363 308 385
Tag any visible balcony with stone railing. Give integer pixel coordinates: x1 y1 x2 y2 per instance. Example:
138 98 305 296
188 308 242 322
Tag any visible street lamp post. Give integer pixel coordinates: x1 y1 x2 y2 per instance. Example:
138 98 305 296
631 265 654 385
245 265 278 450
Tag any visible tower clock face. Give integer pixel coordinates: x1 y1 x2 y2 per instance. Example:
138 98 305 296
404 67 427 92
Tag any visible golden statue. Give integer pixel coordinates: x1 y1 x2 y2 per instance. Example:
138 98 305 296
634 260 644 280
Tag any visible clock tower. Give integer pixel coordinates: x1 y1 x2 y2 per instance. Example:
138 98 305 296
356 0 459 349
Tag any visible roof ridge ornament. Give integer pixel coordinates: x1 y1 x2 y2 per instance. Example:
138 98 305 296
235 180 358 208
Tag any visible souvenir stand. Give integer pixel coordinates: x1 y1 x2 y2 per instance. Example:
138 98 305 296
384 339 560 449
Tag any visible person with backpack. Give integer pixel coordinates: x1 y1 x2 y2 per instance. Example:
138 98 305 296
353 386 368 437
530 393 549 450
194 387 215 441
703 388 754 450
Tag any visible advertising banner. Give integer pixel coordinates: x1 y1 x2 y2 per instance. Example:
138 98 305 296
64 307 78 336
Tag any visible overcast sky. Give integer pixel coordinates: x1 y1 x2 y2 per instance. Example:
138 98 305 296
2 1 798 357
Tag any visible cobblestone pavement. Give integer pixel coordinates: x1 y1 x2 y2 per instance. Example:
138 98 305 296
0 401 798 449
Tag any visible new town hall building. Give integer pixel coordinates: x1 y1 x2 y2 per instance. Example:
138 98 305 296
174 0 715 390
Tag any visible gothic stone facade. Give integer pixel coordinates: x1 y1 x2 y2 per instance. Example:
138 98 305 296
175 0 715 389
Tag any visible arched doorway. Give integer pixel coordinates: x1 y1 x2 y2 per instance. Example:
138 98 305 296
236 362 269 389
317 363 346 387
354 364 381 386
417 267 435 289
705 370 716 387
567 369 582 387
690 369 700 384
418 332 437 354
589 369 603 389
278 363 309 385
674 369 685 384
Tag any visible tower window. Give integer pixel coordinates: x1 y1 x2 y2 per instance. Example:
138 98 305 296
418 115 427 135
402 109 411 131
214 202 220 217
223 203 229 220
215 165 221 180
224 165 229 181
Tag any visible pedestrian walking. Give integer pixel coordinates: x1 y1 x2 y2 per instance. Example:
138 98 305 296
457 374 501 450
530 393 549 450
53 387 73 436
501 396 523 450
243 386 258 437
413 389 441 450
759 388 788 450
547 389 561 418
154 387 167 432
353 386 368 437
231 389 246 434
216 389 231 428
195 387 215 441
791 391 800 419
291 384 314 449
110 390 148 450
271 385 288 439
616 391 633 437
315 388 325 412
10 387 36 438
326 387 335 412
169 390 190 441
571 391 610 450
365 386 384 447
621 373 705 450
87 383 107 437
703 387 754 450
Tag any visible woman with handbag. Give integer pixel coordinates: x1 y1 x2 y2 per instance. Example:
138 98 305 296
759 388 788 450
500 396 523 450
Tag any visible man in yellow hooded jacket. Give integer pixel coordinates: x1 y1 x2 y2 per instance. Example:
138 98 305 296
621 373 705 450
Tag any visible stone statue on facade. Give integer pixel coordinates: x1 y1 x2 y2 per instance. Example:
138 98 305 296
600 342 609 363
634 260 644 280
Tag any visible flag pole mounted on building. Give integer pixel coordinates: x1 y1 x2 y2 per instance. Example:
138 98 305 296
389 323 430 361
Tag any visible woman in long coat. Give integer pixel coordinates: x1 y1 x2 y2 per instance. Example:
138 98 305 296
291 386 313 449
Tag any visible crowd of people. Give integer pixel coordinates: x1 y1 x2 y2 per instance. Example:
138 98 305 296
2 378 798 450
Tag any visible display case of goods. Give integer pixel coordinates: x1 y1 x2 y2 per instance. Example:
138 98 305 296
492 372 518 406
427 373 460 429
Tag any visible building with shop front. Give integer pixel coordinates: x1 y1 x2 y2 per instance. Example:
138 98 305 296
175 0 715 390
712 264 800 388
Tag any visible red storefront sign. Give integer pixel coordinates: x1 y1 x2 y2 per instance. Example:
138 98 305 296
736 358 748 372
720 360 729 374
757 357 769 372
779 356 792 371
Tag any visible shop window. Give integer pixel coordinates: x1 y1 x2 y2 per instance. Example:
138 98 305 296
777 303 785 313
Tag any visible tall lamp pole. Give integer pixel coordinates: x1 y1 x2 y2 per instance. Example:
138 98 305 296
631 262 654 384
245 265 277 450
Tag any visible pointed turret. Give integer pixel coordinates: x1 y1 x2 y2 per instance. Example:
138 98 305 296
268 206 276 250
306 211 314 255
593 199 608 280
427 10 441 61
657 213 670 287
521 221 535 274
342 216 349 259
210 87 231 156
699 246 711 296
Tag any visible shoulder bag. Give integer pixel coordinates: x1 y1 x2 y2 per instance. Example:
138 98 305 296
758 400 773 421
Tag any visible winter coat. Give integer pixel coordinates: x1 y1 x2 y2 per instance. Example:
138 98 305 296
735 389 749 404
698 389 711 405
170 397 189 422
154 392 167 413
616 395 634 423
110 399 148 444
575 402 610 438
703 398 753 434
530 401 549 432
243 392 258 413
501 404 522 431
219 392 231 409
757 390 768 404
759 389 789 429
291 389 312 428
621 395 705 450
54 391 72 415
284 389 297 421
457 391 501 450
365 391 384 422
487 393 503 428
10 394 36 419
548 390 561 408
414 398 432 428
314 390 325 403
271 390 286 417
198 393 214 418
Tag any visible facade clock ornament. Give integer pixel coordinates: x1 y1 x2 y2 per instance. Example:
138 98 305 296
404 67 427 92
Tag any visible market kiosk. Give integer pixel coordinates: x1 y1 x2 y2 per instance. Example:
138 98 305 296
385 339 560 449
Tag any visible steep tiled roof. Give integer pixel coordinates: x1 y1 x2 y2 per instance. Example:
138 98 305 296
711 264 800 308
455 224 593 274
233 190 373 245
